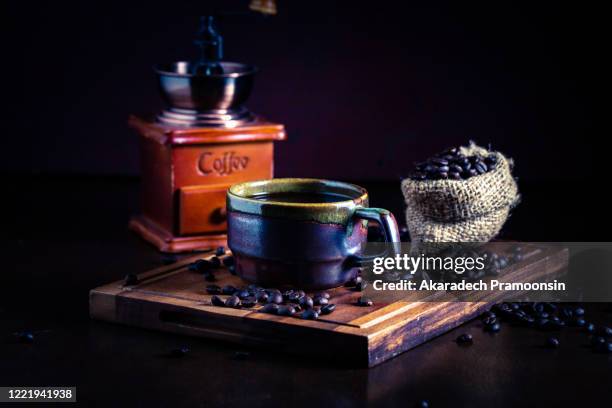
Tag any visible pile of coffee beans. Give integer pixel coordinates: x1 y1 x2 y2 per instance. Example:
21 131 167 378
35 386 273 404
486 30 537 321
478 302 612 353
188 247 374 319
207 284 337 320
409 146 498 181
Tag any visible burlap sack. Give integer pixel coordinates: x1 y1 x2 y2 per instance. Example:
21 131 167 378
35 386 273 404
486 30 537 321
401 143 519 242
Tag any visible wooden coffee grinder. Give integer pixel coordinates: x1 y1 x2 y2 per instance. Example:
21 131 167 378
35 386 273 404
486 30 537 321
129 16 286 253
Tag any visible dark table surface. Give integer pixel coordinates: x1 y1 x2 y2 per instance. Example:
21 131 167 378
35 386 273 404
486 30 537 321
1 176 611 407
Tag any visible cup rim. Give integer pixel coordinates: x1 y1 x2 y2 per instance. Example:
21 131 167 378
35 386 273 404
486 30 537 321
227 178 369 224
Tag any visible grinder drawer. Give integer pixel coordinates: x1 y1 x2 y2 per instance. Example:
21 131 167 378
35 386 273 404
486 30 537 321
178 184 228 235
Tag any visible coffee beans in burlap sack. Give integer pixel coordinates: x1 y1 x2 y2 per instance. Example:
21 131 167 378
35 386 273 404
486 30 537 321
401 143 519 242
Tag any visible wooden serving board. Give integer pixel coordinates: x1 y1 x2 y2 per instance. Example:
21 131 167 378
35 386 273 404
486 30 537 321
89 244 568 367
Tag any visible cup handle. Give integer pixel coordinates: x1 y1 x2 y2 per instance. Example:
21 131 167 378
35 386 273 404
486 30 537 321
349 207 401 266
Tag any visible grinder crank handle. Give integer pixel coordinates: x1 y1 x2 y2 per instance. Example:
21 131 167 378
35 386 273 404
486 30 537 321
349 207 401 267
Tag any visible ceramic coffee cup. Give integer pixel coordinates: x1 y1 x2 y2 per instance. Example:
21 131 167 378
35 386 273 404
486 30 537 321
227 178 400 289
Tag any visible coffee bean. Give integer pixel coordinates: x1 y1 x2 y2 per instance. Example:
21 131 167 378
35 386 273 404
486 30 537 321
601 342 612 353
302 309 319 320
237 290 251 299
574 307 585 316
450 164 463 174
597 326 612 337
475 162 488 174
255 291 269 303
431 158 448 166
591 336 606 348
482 316 497 326
314 296 329 306
215 246 225 256
206 284 222 295
232 351 250 360
225 295 241 308
437 165 450 173
345 276 363 287
169 346 190 358
261 303 279 315
222 256 235 267
222 285 237 295
485 154 498 166
241 297 257 308
192 259 213 273
485 322 501 332
546 337 560 348
289 303 302 312
228 265 236 275
211 295 225 307
456 333 473 344
357 297 374 307
278 305 296 316
209 256 222 268
354 281 368 292
124 273 138 286
418 400 429 408
299 296 314 310
573 318 586 327
449 172 461 180
16 331 34 344
268 293 283 305
316 292 331 300
321 304 336 315
287 291 303 302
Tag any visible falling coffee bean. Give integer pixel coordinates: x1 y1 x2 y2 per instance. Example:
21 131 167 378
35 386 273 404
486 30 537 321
225 295 241 308
320 304 336 315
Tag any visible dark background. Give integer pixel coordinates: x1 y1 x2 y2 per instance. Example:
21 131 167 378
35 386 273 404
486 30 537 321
1 3 611 407
3 1 603 182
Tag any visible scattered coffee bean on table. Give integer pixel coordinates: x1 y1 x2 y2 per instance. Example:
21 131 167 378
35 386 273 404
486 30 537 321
206 284 222 295
354 281 368 292
268 293 283 305
241 297 257 308
546 337 560 348
225 295 241 308
357 297 374 307
261 303 279 315
302 309 319 320
313 296 329 306
124 273 138 286
211 295 225 307
169 346 190 358
16 331 34 344
222 285 237 295
456 333 473 345
278 305 296 316
299 296 314 310
320 304 336 315
215 246 226 256
222 256 234 267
